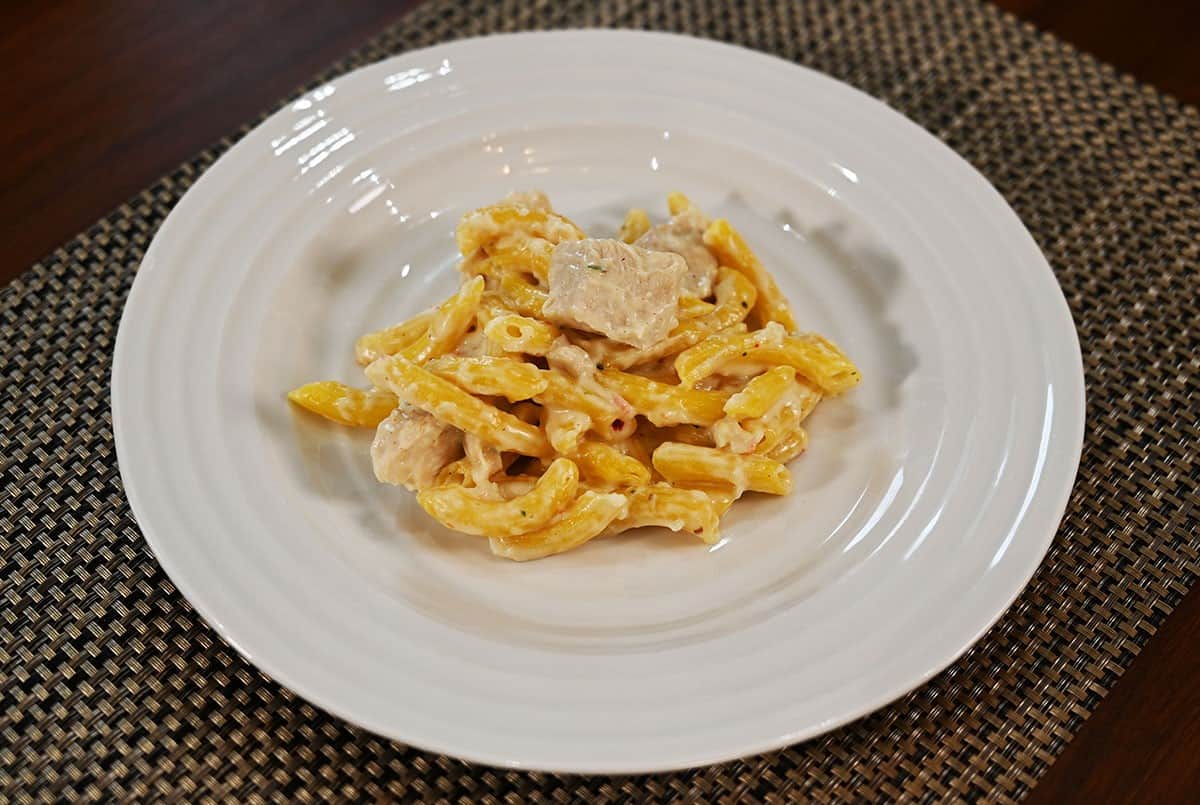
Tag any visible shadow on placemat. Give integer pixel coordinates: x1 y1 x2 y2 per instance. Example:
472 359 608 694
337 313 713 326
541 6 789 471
2 0 1198 800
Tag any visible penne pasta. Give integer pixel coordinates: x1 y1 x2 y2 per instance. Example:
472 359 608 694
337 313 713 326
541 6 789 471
574 441 652 489
486 234 556 283
611 484 721 543
652 441 791 496
424 355 548 402
498 271 548 318
598 369 732 426
675 322 788 388
456 204 585 256
489 491 629 561
703 218 796 331
352 311 432 367
484 313 561 356
666 191 695 216
417 457 579 537
543 406 591 455
356 276 483 365
617 207 651 243
723 365 797 419
286 381 397 427
744 334 862 395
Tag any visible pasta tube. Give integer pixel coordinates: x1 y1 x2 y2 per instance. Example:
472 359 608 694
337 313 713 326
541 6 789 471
652 442 791 496
498 272 547 318
484 314 561 356
598 370 731 426
417 457 579 537
618 208 651 243
574 441 652 489
611 484 721 543
424 355 548 402
723 365 797 419
286 381 396 427
703 218 796 331
489 491 629 561
366 355 550 456
456 204 584 256
355 275 484 365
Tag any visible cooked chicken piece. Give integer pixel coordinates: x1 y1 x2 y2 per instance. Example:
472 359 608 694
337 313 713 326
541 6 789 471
371 405 463 490
543 239 686 349
636 208 718 298
501 189 552 211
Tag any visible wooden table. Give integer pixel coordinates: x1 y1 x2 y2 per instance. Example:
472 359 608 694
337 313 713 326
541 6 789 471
3 2 1196 799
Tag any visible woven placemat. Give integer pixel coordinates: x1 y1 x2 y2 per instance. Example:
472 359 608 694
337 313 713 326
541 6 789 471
3 0 1198 800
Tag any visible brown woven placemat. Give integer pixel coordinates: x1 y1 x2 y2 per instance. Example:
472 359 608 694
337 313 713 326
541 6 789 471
3 0 1198 800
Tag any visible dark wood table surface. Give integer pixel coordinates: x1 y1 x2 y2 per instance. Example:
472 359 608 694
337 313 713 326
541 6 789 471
2 1 1197 800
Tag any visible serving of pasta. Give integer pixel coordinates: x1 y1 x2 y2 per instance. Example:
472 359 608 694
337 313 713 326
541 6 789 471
287 190 861 561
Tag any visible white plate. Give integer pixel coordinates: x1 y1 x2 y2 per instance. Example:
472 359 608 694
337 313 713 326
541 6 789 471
112 31 1085 772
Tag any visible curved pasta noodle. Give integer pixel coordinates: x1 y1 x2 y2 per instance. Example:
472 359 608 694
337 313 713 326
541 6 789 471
742 334 862 395
488 491 629 561
764 424 808 463
356 276 483 365
703 218 796 331
417 457 579 537
611 484 721 543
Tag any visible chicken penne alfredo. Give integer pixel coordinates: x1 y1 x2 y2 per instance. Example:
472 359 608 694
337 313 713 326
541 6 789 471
288 190 861 561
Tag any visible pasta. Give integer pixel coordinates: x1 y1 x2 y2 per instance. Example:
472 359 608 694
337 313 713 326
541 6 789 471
286 381 397 427
483 313 560 355
417 457 579 537
288 191 861 560
703 218 796 331
423 355 548 402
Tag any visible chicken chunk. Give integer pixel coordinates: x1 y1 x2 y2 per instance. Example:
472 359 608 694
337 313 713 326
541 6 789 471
371 405 463 491
543 239 686 349
636 208 718 298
